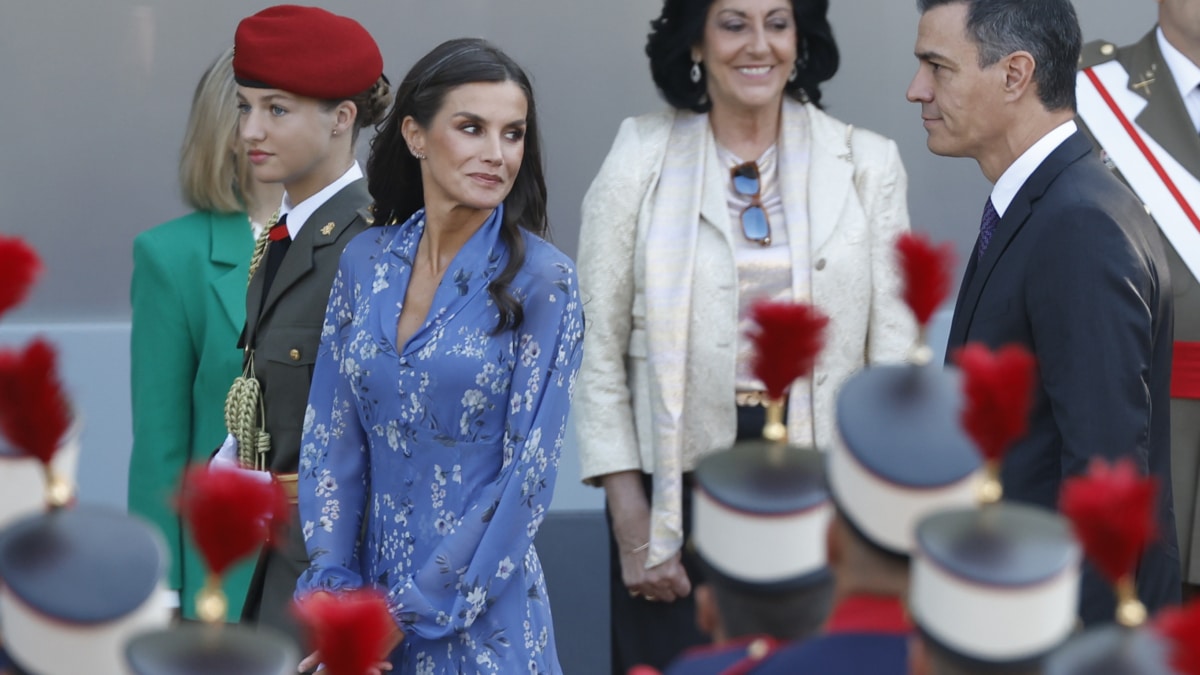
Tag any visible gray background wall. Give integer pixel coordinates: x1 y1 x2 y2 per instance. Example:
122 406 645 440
0 1 1162 671
0 0 1156 324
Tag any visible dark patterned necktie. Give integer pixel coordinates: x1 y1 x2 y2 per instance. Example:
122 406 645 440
978 198 999 261
261 213 291 304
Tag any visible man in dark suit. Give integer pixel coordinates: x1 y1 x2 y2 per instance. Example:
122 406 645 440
907 0 1181 624
1076 1 1200 601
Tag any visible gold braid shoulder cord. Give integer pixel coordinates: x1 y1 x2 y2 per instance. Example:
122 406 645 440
223 210 279 470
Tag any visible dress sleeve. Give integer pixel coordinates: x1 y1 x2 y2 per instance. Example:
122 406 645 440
575 116 648 484
128 232 196 592
858 136 918 363
385 258 585 640
296 253 369 595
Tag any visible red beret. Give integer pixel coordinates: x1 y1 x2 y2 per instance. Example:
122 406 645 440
233 5 383 100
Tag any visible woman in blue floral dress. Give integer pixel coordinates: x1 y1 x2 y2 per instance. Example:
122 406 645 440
295 38 583 674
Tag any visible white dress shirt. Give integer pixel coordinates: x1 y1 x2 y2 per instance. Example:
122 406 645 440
990 121 1078 217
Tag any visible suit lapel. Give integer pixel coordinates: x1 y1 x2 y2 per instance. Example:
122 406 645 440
243 246 266 347
209 212 253 334
698 124 735 249
260 179 369 316
946 133 1093 350
801 103 852 254
1124 30 1200 180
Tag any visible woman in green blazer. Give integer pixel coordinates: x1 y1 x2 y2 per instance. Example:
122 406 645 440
128 46 281 620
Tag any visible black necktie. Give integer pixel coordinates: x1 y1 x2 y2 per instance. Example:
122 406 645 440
977 198 999 261
261 213 291 305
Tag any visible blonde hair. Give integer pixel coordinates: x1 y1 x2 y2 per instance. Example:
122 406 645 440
178 46 247 214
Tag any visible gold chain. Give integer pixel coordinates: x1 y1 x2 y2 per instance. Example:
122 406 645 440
245 209 280 287
222 209 280 469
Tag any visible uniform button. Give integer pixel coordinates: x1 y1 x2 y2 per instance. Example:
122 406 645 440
289 349 301 361
1100 43 1115 56
815 258 827 271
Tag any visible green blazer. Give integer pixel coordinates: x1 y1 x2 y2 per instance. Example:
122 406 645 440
128 209 257 620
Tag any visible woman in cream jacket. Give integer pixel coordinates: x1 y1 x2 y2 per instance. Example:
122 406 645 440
574 0 916 670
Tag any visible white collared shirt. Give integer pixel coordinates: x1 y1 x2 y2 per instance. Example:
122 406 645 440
1156 26 1200 134
277 162 364 237
990 120 1078 217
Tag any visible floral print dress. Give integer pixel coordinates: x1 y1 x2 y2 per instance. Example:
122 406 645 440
296 205 583 674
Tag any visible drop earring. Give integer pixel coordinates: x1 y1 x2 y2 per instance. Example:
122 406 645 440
690 60 702 84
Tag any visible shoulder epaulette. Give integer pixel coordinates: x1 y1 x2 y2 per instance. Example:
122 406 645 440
1079 39 1119 70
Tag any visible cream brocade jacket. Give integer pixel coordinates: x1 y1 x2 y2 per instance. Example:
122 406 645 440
575 101 917 566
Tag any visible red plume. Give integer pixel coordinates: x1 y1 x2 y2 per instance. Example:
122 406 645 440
178 465 290 576
1156 599 1200 675
747 300 829 401
0 236 42 319
896 232 955 328
0 338 71 465
1059 457 1157 585
293 589 396 675
955 343 1036 463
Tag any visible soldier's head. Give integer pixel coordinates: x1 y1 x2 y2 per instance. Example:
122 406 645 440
691 442 834 643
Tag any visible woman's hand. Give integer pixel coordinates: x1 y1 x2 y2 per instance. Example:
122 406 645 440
603 471 692 604
622 548 692 603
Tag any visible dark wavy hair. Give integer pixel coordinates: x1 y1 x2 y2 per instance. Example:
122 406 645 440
646 0 839 112
368 38 548 333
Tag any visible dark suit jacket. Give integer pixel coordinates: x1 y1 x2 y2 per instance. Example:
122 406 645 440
946 131 1180 624
239 178 372 644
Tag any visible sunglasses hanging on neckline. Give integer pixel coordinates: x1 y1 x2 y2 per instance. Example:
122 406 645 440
731 161 771 246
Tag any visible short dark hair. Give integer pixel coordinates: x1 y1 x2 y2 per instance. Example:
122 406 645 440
368 38 547 332
916 0 1081 111
645 0 839 112
710 573 835 642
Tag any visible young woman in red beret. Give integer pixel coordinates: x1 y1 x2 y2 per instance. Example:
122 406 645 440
295 38 583 674
215 3 393 655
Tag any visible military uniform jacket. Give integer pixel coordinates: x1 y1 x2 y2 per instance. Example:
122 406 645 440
661 635 781 675
750 595 910 675
242 179 372 475
1079 29 1200 585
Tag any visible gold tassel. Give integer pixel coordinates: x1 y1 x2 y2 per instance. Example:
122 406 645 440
1115 575 1147 628
976 459 1003 505
909 326 934 366
194 573 228 624
224 357 269 468
43 465 73 509
763 398 787 444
